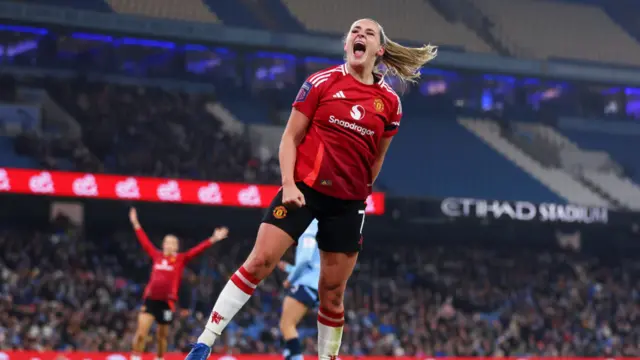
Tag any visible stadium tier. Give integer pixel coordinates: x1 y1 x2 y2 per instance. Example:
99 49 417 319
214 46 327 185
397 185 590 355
280 0 492 54
561 130 640 183
10 0 640 65
3 0 640 358
107 0 221 23
380 117 563 202
470 0 640 65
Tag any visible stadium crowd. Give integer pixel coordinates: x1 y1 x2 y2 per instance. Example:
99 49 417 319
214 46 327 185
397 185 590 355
11 76 281 184
1 216 639 357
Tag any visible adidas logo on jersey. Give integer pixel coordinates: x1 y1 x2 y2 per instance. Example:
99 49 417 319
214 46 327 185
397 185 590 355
332 91 346 99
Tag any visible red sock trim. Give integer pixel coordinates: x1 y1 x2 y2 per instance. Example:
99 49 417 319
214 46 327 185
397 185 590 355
318 314 345 327
230 274 255 295
319 307 344 320
238 266 259 285
318 307 345 327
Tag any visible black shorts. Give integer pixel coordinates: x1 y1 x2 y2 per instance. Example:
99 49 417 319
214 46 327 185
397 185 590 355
141 299 174 324
286 284 319 309
262 182 366 253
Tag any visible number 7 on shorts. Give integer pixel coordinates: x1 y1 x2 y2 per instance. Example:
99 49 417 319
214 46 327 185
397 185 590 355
358 209 365 234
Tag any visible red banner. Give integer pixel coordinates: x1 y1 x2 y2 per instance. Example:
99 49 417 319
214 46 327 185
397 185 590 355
1 353 638 360
0 168 384 214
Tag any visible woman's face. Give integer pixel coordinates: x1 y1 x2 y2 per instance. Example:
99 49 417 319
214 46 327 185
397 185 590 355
344 19 385 69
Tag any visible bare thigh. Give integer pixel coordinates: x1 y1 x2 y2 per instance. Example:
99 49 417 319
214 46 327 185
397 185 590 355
135 312 155 337
242 223 296 279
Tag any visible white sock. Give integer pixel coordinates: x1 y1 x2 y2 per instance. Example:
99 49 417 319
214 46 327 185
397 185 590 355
317 307 344 360
197 266 259 346
131 355 141 360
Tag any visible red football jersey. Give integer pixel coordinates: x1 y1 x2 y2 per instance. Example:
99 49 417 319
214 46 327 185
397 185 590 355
135 228 212 306
292 64 402 200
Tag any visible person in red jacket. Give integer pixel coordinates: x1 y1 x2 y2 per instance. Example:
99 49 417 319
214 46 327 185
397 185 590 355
128 207 228 360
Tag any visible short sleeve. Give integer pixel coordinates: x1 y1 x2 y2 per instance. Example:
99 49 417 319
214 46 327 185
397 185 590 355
383 97 402 138
292 77 323 120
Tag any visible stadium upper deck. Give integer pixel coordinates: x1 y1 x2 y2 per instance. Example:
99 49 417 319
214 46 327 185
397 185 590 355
13 0 640 66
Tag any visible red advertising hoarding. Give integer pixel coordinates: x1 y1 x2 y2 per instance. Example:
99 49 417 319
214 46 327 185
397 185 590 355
0 168 384 214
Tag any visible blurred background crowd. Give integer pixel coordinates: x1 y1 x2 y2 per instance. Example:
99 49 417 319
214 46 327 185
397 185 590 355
2 219 639 356
1 0 640 357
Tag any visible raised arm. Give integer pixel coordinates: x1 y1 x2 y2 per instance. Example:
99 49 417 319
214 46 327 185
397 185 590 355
183 227 229 262
129 207 159 257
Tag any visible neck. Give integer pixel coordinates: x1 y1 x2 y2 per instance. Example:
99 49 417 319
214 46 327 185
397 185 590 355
346 63 375 85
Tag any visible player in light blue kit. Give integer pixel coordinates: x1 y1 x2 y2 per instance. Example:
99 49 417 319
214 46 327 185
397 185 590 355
277 219 321 360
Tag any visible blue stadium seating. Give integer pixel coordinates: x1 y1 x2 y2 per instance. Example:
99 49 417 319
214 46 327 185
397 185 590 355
15 0 640 61
0 137 41 169
379 117 564 202
217 94 271 124
201 1 261 29
259 0 305 32
601 0 640 45
563 130 640 182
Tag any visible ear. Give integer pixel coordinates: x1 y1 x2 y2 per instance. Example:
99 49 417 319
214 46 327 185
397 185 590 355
376 46 385 57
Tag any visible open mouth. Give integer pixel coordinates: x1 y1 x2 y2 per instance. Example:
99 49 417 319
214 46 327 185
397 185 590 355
353 41 366 59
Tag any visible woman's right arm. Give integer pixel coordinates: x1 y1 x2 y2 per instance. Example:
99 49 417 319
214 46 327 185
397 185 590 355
129 207 158 257
279 109 311 208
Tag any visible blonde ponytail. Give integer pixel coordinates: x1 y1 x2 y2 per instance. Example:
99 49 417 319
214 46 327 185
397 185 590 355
380 39 438 84
345 19 438 86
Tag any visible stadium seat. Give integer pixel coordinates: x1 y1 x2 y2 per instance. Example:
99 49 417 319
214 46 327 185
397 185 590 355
602 0 640 45
200 0 263 29
106 0 220 23
217 96 271 124
378 117 563 202
280 0 493 54
471 0 640 65
0 137 41 169
581 170 640 210
563 129 640 184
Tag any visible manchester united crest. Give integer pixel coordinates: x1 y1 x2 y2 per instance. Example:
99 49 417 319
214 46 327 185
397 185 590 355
273 205 287 219
373 98 384 112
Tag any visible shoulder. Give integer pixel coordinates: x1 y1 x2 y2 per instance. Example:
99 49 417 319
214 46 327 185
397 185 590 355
378 80 401 106
378 80 402 116
306 64 347 89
